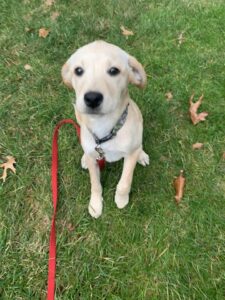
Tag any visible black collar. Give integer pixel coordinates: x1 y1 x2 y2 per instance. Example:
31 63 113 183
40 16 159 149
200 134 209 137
91 103 129 145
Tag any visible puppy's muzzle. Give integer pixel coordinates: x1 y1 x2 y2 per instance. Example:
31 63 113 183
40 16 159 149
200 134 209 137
84 91 103 109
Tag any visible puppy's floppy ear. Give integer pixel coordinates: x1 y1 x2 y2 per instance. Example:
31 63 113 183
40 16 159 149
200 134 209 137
128 55 147 88
61 62 73 89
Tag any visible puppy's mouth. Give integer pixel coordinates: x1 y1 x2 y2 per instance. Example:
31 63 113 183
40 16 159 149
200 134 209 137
84 107 104 115
74 103 104 115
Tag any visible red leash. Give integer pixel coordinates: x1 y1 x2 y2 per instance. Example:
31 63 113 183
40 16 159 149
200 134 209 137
47 119 105 300
47 119 80 300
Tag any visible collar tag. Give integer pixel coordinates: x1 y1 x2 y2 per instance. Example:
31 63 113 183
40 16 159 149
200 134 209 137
95 144 105 159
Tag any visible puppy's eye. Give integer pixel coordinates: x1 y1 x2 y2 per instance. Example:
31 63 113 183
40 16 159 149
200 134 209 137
74 67 84 76
108 67 120 76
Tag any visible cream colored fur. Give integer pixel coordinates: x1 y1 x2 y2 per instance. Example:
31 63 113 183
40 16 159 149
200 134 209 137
62 41 149 218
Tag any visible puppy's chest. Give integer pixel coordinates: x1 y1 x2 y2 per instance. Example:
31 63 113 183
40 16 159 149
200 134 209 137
102 143 125 162
82 135 126 162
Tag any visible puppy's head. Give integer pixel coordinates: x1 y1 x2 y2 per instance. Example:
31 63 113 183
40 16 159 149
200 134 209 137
62 41 146 115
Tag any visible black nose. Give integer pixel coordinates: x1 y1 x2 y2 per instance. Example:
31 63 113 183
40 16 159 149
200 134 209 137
84 91 103 109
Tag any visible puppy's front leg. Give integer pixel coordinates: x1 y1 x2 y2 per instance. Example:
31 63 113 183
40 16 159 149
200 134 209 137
115 148 141 209
86 154 103 218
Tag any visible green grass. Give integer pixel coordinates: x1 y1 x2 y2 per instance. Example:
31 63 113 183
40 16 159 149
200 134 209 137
1 0 225 299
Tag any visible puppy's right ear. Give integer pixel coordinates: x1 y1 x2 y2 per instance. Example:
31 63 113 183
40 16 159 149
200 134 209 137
61 62 73 89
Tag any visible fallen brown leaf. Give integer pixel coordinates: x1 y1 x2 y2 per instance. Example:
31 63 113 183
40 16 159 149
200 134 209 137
39 28 50 38
67 223 75 232
120 25 134 36
51 11 60 20
192 142 204 150
222 153 225 159
60 220 75 232
0 156 16 182
189 94 208 125
165 91 173 101
4 95 12 101
174 170 185 204
45 0 54 6
178 31 185 46
24 64 32 70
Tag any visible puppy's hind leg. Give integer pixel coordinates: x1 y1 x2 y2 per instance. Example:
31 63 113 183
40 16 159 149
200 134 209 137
81 153 88 169
137 149 149 166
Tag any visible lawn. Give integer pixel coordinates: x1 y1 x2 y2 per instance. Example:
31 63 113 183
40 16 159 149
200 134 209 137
1 0 225 299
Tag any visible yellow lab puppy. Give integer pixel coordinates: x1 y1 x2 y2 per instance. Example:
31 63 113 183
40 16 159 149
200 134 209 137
62 41 149 218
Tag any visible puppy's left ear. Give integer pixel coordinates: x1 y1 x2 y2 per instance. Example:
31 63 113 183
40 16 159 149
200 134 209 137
128 55 147 88
61 62 73 89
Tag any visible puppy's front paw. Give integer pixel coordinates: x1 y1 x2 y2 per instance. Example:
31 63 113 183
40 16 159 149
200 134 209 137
138 150 149 166
88 196 103 218
115 192 129 209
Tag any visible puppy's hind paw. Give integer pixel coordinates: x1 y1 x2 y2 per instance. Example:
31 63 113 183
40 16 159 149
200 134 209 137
81 154 88 169
138 150 150 167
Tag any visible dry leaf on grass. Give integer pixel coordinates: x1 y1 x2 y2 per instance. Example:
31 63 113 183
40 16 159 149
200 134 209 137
120 25 134 36
3 95 12 101
165 91 173 101
39 28 50 38
67 223 75 232
51 11 60 20
178 31 185 46
192 142 204 150
45 0 54 6
60 220 75 232
222 153 225 159
24 64 32 70
174 170 185 204
0 156 16 182
189 94 208 125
